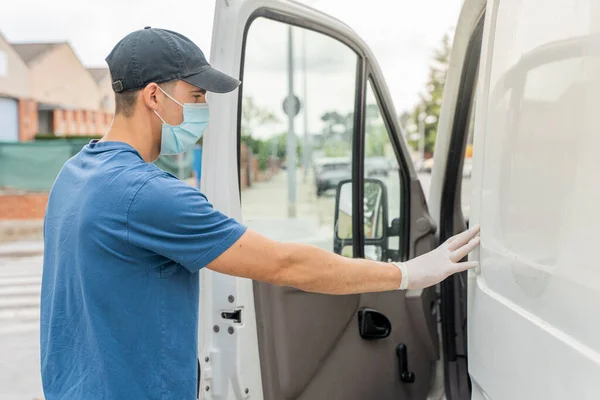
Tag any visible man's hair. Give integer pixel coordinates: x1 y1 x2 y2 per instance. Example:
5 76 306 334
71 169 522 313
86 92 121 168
114 81 177 117
114 89 141 118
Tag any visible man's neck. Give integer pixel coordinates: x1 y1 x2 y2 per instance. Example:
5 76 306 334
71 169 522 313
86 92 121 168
101 115 159 162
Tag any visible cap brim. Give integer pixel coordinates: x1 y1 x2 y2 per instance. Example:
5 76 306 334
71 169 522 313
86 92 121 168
182 67 241 94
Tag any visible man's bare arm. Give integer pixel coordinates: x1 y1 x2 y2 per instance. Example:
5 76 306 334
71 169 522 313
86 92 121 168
206 225 481 295
207 229 400 294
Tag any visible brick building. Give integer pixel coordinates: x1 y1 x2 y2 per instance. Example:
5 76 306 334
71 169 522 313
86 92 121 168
12 42 114 138
0 35 116 227
0 32 31 141
88 67 116 113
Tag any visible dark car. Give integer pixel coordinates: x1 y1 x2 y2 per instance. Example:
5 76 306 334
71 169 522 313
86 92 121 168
314 158 351 197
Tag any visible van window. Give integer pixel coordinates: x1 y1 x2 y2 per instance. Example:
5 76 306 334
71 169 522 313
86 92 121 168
363 80 402 260
239 17 359 256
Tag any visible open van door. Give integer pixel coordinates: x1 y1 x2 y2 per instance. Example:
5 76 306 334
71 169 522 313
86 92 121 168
201 0 441 398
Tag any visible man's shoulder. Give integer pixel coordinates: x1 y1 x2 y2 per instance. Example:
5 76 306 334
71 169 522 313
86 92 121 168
126 173 211 227
101 161 175 197
133 172 206 206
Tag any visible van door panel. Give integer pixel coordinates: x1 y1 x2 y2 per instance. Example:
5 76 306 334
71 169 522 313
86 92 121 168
468 0 600 398
206 1 440 398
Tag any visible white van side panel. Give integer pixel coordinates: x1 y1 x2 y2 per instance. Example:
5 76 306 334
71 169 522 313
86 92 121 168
468 0 600 398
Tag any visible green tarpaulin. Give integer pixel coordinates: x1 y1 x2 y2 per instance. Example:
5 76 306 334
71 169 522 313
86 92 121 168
0 140 192 191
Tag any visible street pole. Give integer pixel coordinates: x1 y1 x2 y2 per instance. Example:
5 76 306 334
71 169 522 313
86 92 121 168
286 26 297 218
419 104 425 162
302 29 309 183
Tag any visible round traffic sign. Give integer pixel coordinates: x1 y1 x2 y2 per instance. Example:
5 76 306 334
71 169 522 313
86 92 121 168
283 95 301 118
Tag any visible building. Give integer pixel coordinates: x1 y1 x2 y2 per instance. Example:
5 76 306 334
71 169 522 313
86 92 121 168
12 41 113 138
0 32 34 141
88 67 115 114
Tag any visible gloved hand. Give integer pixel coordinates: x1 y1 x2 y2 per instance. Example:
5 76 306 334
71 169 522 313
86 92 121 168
393 225 480 290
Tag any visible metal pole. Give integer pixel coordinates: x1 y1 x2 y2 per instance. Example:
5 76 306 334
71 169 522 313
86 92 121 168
302 29 309 183
419 105 425 162
286 26 297 218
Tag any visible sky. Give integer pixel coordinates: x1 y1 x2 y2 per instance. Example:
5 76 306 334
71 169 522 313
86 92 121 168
0 0 462 118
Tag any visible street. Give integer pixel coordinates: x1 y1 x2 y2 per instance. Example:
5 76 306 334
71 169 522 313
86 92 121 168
0 255 44 400
0 171 465 399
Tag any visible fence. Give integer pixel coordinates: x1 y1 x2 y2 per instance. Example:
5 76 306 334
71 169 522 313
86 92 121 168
0 139 193 191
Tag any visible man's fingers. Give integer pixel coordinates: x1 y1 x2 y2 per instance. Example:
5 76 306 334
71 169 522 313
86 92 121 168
447 224 480 251
450 236 480 262
451 260 480 274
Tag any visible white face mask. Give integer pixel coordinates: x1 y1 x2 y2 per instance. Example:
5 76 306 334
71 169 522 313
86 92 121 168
153 87 209 155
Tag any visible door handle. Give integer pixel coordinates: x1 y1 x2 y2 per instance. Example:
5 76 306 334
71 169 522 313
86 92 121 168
357 308 391 340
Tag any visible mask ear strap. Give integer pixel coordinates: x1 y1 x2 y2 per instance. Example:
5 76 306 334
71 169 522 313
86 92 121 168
153 110 167 124
158 86 184 107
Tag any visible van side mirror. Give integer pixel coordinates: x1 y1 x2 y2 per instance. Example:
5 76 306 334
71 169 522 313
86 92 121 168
333 179 389 260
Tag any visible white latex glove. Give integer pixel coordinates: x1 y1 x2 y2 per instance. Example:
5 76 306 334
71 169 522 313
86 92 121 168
393 225 480 290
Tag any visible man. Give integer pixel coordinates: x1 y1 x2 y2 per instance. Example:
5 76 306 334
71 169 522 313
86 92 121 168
40 27 480 399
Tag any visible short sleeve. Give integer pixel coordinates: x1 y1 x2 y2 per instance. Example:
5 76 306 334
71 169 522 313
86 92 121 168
127 175 247 272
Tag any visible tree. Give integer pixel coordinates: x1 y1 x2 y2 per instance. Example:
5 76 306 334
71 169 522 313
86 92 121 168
240 96 280 184
241 96 279 138
317 105 387 158
320 111 346 137
404 33 452 155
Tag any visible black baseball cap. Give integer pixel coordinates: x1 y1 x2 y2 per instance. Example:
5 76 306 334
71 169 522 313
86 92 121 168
106 27 240 94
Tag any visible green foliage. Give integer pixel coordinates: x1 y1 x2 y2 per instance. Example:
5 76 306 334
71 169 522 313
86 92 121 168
366 121 388 158
317 102 388 159
323 143 350 157
240 96 286 171
241 132 302 171
404 33 452 155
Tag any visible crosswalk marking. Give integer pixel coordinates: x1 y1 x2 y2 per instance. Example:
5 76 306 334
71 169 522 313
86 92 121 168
0 284 41 296
0 276 42 286
0 255 42 336
0 308 40 319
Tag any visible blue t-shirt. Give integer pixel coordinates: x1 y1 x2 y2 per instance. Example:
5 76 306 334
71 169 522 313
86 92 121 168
40 140 246 400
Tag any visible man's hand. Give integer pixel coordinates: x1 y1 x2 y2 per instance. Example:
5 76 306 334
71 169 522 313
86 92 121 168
394 225 480 290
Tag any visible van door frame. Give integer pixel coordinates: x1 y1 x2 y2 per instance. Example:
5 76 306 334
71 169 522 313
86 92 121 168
438 11 485 400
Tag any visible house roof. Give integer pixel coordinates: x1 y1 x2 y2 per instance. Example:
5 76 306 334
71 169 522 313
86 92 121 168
87 67 110 83
11 42 63 64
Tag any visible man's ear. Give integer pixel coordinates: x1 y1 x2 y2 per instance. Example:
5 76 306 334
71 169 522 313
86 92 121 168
142 83 161 111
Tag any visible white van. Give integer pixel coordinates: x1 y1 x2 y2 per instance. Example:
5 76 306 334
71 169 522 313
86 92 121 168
199 0 600 399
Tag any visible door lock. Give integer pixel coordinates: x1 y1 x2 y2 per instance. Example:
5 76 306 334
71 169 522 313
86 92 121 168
396 344 415 383
221 309 242 323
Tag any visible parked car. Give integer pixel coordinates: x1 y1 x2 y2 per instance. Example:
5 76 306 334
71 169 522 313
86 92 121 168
314 157 351 196
365 156 391 177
